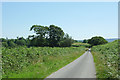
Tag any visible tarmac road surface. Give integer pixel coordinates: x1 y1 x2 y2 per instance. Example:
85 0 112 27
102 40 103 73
46 51 96 78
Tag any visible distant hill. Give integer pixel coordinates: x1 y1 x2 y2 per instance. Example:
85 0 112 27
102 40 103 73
76 40 83 42
76 38 118 43
105 38 118 42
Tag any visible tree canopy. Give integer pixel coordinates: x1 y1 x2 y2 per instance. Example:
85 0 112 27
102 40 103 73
1 26 109 48
28 24 73 47
88 36 108 46
82 39 88 43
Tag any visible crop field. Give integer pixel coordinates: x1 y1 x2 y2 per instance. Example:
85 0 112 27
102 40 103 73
92 40 119 78
2 46 85 78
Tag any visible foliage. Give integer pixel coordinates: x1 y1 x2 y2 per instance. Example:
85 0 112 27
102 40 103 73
7 41 16 48
59 33 74 47
2 42 8 47
0 38 7 42
30 25 49 47
82 39 88 43
15 37 27 46
30 25 65 47
29 24 73 47
74 40 79 43
1 25 74 47
88 36 108 46
49 25 64 47
92 40 119 78
0 37 29 48
2 46 85 78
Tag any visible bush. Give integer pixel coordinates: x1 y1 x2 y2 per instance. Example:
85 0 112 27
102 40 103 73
88 36 108 46
7 41 16 48
59 34 74 47
2 42 8 47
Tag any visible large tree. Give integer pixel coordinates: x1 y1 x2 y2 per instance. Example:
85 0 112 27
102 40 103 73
30 25 49 46
49 25 64 47
30 25 49 38
29 24 74 47
1 25 73 47
88 36 108 46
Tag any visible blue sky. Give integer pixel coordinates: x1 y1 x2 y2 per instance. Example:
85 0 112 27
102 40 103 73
2 2 118 40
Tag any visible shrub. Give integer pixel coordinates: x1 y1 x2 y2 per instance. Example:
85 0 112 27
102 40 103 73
88 36 108 46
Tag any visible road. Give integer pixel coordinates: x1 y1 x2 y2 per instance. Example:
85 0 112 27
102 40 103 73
46 51 96 78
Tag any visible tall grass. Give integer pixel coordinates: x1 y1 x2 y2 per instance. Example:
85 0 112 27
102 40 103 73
92 40 119 78
2 46 85 78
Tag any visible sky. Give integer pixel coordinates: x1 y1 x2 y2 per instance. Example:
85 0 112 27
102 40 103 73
2 2 118 40
1 0 119 2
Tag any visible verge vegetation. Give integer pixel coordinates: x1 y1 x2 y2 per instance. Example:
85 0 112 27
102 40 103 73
1 25 87 78
2 46 85 78
91 40 119 78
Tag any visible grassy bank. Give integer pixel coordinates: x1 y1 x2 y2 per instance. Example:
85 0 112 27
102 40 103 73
2 46 85 78
91 40 119 78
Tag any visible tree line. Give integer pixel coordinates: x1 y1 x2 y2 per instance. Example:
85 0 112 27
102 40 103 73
82 36 108 46
1 24 108 48
1 25 74 48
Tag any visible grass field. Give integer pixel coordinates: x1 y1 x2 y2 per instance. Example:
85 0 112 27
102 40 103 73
2 46 85 78
72 42 90 47
91 40 119 78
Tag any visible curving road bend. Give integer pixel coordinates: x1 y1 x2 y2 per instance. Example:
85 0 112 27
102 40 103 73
46 51 96 78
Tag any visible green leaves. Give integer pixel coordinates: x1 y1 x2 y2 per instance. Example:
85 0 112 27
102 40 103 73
92 40 119 78
2 46 85 78
29 24 73 47
88 36 108 46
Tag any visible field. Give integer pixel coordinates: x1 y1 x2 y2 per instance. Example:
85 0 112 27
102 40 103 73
91 40 119 78
72 42 90 47
2 46 85 78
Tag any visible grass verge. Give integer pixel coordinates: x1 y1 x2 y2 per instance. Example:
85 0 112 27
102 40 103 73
91 40 119 78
